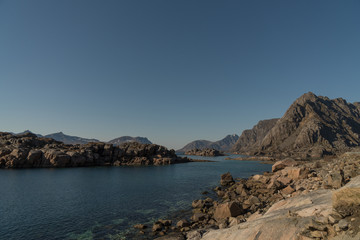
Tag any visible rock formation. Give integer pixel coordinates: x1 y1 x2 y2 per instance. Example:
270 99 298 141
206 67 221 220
233 92 360 158
145 152 360 240
178 134 239 153
0 132 188 168
108 136 152 146
231 119 279 154
185 148 225 157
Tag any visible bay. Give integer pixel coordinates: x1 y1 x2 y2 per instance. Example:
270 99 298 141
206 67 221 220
0 155 271 240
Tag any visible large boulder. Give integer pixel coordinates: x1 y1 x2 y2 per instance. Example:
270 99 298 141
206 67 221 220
44 150 71 167
272 158 297 172
282 167 309 181
213 202 244 220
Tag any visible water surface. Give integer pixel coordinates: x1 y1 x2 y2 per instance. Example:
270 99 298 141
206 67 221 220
0 155 271 240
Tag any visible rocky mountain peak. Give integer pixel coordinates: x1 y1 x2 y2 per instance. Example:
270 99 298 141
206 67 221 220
258 93 360 158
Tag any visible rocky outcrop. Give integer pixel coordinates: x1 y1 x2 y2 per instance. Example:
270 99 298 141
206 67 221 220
178 134 239 153
233 92 360 158
0 132 188 168
258 92 360 158
184 148 225 157
108 136 152 146
142 152 360 239
232 119 279 154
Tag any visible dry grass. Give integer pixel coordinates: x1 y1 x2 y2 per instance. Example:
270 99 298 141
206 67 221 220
332 187 360 216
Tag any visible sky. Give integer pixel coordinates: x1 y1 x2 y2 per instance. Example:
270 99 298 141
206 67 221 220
1 0 360 150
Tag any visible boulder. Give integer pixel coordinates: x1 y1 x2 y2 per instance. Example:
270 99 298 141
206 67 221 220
192 199 205 209
327 170 344 189
152 223 163 232
213 202 244 220
176 219 190 228
134 224 147 229
157 219 172 226
281 185 295 195
191 213 206 222
283 167 309 181
220 172 234 186
272 158 297 172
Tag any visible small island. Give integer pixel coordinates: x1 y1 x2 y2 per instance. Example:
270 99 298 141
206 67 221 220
185 148 225 157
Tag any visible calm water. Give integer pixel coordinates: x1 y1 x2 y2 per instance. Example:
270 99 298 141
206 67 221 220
0 155 271 240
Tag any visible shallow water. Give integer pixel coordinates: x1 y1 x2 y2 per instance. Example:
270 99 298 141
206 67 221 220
0 155 271 240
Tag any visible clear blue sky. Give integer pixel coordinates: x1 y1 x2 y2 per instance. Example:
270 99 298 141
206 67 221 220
1 0 359 150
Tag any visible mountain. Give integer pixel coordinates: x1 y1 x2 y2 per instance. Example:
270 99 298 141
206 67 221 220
232 119 279 154
233 92 360 158
17 130 43 137
44 132 100 145
108 136 152 146
177 134 239 152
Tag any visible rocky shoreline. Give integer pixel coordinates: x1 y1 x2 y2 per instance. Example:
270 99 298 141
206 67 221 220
134 152 360 240
0 132 190 168
184 148 225 157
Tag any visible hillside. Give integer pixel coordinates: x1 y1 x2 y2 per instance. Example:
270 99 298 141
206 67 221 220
44 132 100 145
178 134 239 153
232 119 279 154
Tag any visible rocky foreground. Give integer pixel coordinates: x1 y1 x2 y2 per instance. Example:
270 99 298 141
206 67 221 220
185 148 225 157
138 152 360 240
0 132 189 168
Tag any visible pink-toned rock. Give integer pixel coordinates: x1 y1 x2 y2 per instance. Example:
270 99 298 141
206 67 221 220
277 176 292 186
214 202 244 220
281 185 295 195
282 167 309 181
272 158 297 172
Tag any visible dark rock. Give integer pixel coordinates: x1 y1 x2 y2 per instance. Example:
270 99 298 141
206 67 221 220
176 219 190 228
134 224 147 229
191 213 206 222
185 148 225 157
153 223 163 232
220 172 234 186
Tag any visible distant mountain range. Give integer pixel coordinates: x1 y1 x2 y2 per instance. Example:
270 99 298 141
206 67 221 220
177 134 239 153
43 132 100 145
108 136 152 145
232 92 360 158
15 131 152 146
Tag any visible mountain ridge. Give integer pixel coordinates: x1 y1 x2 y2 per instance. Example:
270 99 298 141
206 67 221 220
233 92 360 158
177 134 239 152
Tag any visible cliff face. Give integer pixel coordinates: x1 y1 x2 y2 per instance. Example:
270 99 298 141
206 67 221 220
0 132 187 168
236 92 360 158
232 119 279 154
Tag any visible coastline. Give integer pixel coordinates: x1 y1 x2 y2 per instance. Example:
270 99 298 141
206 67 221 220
135 152 360 240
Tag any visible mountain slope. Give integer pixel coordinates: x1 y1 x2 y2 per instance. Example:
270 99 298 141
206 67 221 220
232 119 279 154
178 134 239 152
240 92 360 158
108 136 152 146
17 130 43 137
44 132 100 145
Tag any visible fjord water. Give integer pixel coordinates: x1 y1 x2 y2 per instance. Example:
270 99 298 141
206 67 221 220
0 155 271 240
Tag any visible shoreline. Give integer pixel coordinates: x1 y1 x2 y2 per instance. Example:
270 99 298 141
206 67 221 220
134 152 360 240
